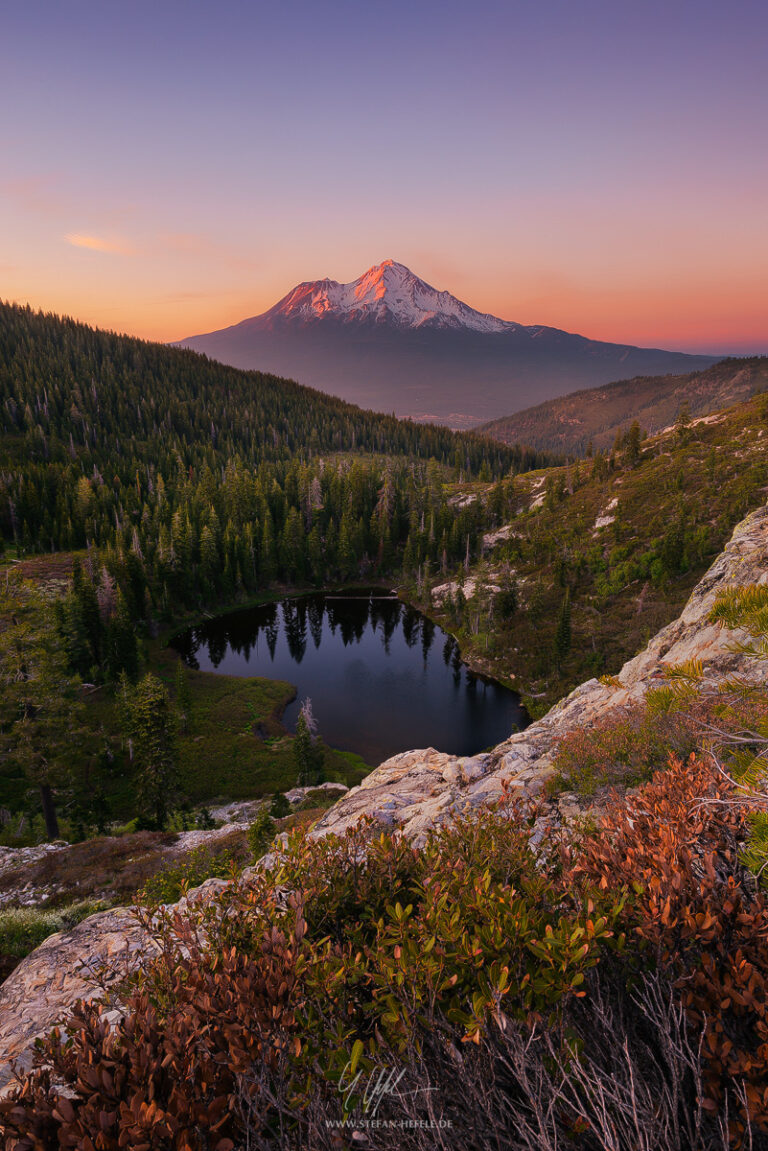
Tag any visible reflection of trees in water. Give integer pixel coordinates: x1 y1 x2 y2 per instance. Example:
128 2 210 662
421 617 435 664
283 600 307 664
263 603 279 661
175 629 200 671
402 608 419 648
327 598 368 646
169 593 528 757
380 601 400 654
307 597 324 649
207 628 229 668
368 596 384 635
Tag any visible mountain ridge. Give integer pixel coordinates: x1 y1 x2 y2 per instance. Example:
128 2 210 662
479 356 768 455
176 261 718 426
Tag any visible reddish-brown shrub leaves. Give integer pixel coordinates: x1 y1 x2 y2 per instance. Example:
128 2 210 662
570 753 768 1136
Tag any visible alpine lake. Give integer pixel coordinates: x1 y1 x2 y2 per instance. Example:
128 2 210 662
172 590 528 766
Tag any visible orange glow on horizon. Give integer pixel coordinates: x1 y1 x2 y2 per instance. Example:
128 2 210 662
5 259 767 355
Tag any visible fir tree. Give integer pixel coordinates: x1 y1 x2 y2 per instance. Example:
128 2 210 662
294 698 325 786
554 590 572 669
270 791 291 818
119 673 178 829
105 590 139 682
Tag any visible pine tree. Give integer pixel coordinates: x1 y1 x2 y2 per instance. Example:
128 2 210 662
0 576 85 839
294 698 325 786
554 590 572 669
625 420 642 467
120 673 178 829
270 791 291 818
105 590 139 682
676 402 692 444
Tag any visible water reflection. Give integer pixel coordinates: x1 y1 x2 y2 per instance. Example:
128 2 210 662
172 592 527 764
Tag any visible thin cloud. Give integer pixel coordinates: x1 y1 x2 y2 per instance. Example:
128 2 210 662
65 233 132 255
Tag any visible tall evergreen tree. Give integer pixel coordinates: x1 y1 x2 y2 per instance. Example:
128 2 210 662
293 698 325 786
104 590 139 682
119 673 178 829
554 590 572 669
0 577 85 838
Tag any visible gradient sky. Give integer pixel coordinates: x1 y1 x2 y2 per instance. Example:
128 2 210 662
2 0 767 353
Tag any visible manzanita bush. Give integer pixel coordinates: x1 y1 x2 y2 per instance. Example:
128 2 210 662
2 756 768 1149
569 752 768 1141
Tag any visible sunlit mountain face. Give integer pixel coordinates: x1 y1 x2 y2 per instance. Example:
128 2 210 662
177 261 717 427
257 260 515 333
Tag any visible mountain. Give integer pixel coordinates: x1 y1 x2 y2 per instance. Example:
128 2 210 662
479 356 768 456
175 260 717 427
257 259 513 333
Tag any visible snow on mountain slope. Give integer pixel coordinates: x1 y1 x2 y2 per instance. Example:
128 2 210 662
264 259 516 333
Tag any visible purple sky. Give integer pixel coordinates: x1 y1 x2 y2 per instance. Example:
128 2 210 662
1 0 766 352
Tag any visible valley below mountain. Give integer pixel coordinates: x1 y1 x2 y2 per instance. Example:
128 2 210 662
2 300 768 1146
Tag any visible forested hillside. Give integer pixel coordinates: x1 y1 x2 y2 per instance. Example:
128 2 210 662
0 301 551 615
0 301 556 848
415 391 768 710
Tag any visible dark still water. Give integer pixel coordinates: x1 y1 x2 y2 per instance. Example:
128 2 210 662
172 593 528 765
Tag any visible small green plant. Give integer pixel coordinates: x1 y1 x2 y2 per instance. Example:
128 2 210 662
247 808 276 860
0 900 107 965
269 792 291 819
137 845 239 904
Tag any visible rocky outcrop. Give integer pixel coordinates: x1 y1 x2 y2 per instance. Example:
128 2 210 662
0 876 229 1096
1 502 766 1093
0 908 150 1093
311 502 768 843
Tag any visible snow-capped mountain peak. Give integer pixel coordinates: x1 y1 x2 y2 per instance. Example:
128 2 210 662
267 260 516 333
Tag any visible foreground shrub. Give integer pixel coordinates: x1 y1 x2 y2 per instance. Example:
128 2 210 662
569 753 768 1140
3 759 768 1148
551 694 700 794
137 842 244 905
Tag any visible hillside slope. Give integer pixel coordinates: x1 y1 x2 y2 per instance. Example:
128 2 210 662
414 390 768 709
0 299 546 610
316 501 768 841
479 356 768 455
1 497 766 1092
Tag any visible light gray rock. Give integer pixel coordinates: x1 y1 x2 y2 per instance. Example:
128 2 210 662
0 907 153 1094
